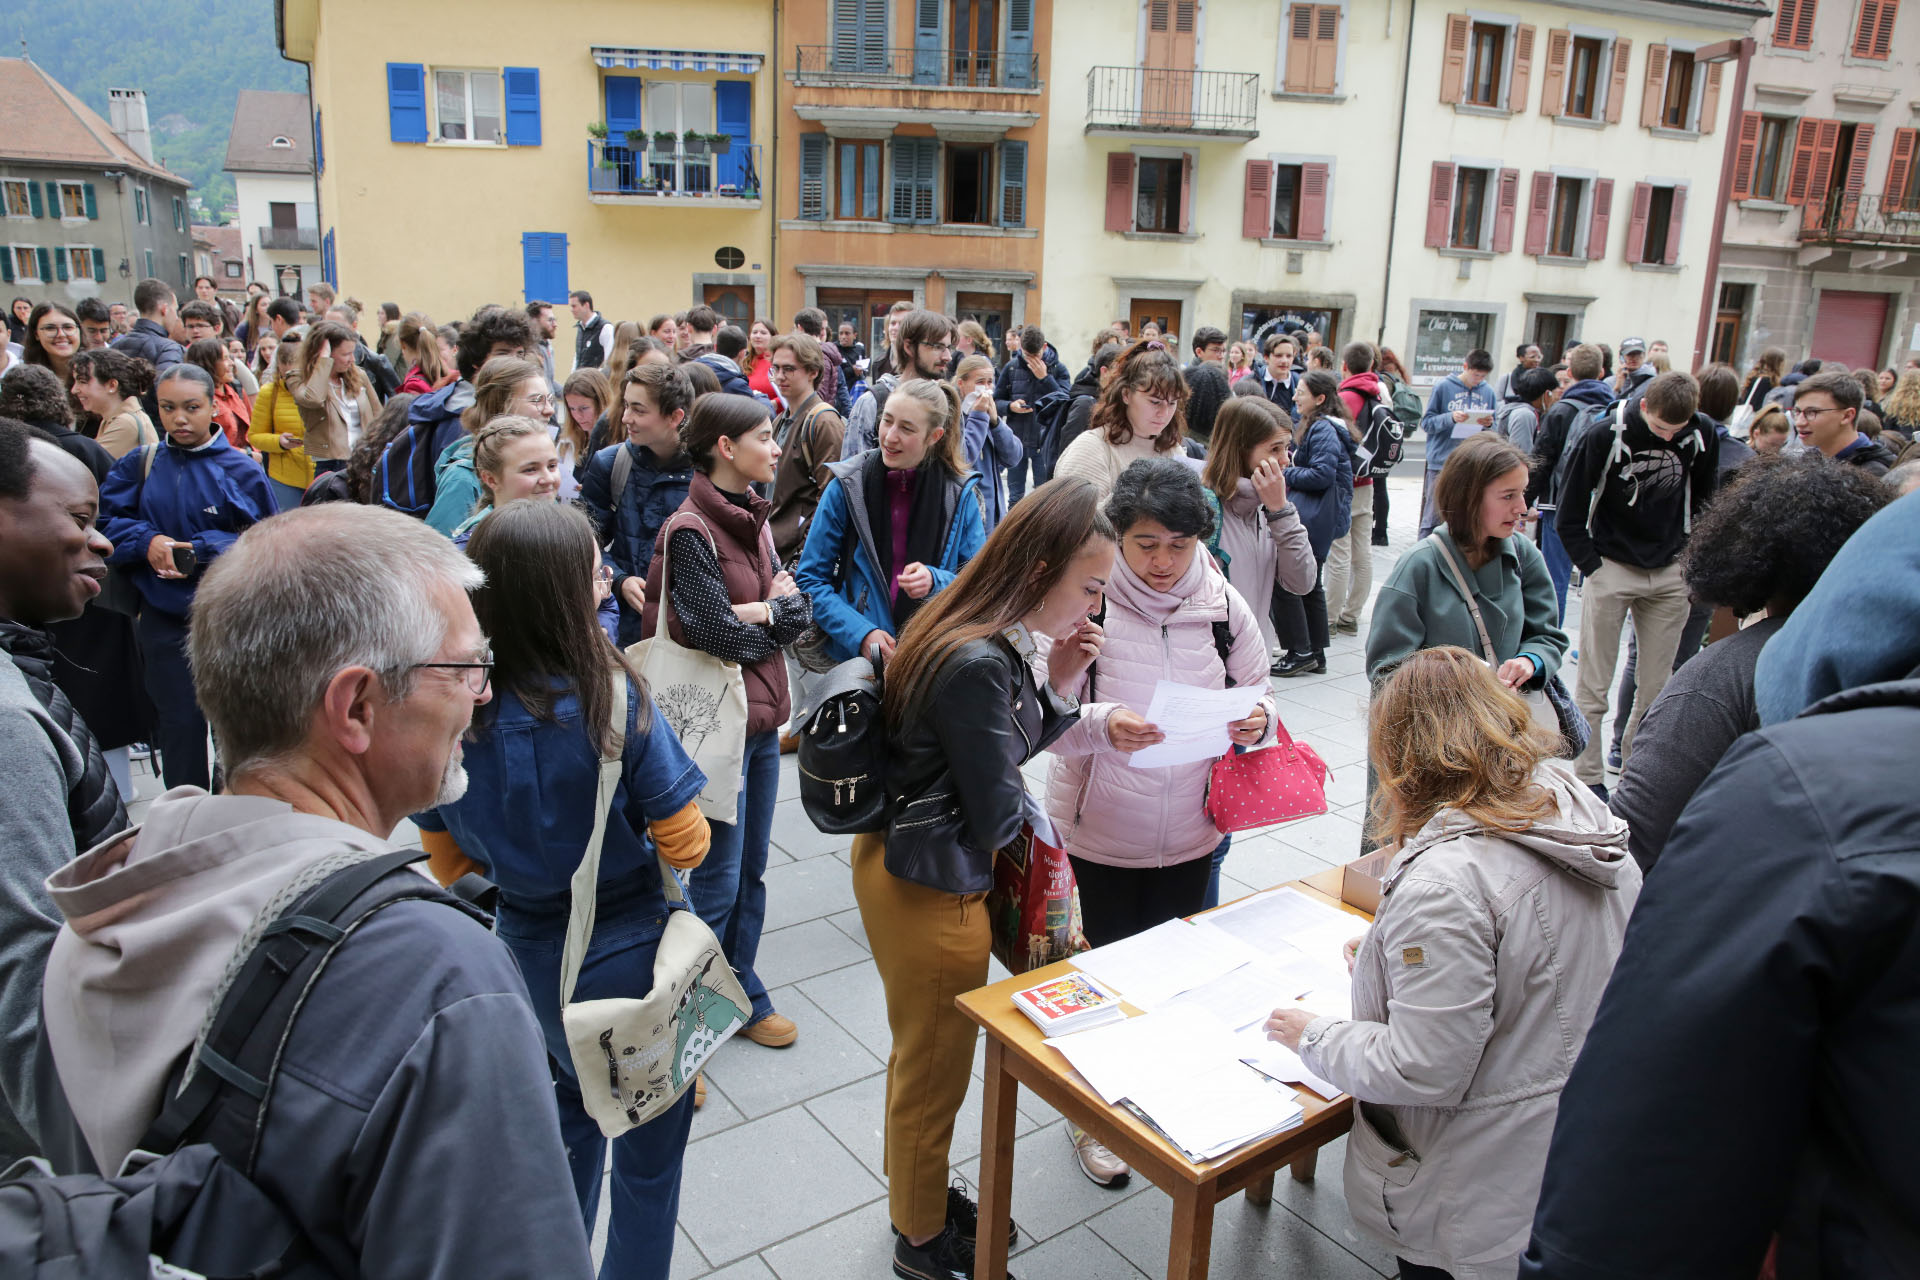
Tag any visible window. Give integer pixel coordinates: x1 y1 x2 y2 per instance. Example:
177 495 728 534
1136 156 1184 233
224 259 243 279
143 249 154 278
1628 181 1686 265
1773 0 1817 48
1661 50 1695 129
946 144 992 224
1851 0 1898 57
1890 129 1919 210
1281 3 1342 95
830 0 890 75
66 247 92 280
56 182 85 219
1548 177 1585 256
1640 186 1675 263
1 181 28 218
172 196 184 232
433 68 503 143
178 253 190 288
1566 36 1603 118
1412 309 1494 380
644 81 717 193
1467 23 1506 106
134 188 148 225
1452 166 1490 248
1755 116 1792 199
271 136 293 148
1273 163 1302 238
8 246 41 283
836 140 883 220
890 136 940 224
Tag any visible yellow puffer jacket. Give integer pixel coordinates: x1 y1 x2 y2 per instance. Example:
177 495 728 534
249 379 316 491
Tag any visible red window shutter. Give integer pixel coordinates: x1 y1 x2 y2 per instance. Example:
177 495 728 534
1104 152 1134 231
1284 4 1314 92
1180 152 1194 234
1491 167 1520 251
1440 14 1470 104
1510 26 1535 112
1772 0 1801 44
1298 162 1329 241
1641 45 1667 130
1785 118 1823 204
1794 0 1821 45
1243 160 1271 238
1425 161 1456 247
1886 128 1918 210
1310 6 1341 94
1731 111 1762 200
1662 185 1686 265
1587 178 1614 260
1625 181 1653 263
1700 62 1724 134
1845 123 1877 193
1541 30 1570 117
1524 171 1552 255
1604 38 1632 125
1805 119 1843 204
1853 0 1896 57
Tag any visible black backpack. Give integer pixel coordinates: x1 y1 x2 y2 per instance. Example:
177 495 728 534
796 656 890 834
374 422 443 517
1354 388 1405 476
0 850 484 1279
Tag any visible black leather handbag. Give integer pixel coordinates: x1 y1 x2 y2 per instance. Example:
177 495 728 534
795 655 890 834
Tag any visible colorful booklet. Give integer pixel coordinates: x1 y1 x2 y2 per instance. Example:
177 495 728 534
1012 971 1127 1037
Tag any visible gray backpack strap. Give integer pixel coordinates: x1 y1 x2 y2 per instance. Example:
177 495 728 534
1586 402 1628 529
611 442 634 506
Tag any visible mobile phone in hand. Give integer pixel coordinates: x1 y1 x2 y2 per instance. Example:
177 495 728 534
171 544 196 576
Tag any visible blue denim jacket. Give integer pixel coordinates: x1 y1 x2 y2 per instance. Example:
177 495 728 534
418 678 705 922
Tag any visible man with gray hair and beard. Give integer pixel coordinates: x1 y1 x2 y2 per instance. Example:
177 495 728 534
37 504 594 1278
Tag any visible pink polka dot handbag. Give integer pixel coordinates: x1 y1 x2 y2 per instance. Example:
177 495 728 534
1203 719 1331 833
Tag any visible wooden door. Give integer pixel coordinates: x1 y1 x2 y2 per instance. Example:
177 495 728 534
1142 0 1197 128
951 0 999 85
1129 298 1183 342
702 284 753 327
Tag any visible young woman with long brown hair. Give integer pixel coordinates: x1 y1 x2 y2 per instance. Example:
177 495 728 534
857 476 1115 1280
290 319 377 474
1050 339 1189 498
1270 368 1355 677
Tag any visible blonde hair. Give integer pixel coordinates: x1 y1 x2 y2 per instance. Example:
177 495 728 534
1885 370 1920 425
604 320 643 384
884 378 969 477
953 353 994 385
470 415 552 510
956 320 994 363
460 356 545 434
1369 647 1560 848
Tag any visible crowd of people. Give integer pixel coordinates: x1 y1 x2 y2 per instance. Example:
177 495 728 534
2 273 1918 1280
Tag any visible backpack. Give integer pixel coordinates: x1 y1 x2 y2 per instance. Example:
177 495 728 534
1548 398 1621 509
1580 402 1704 536
374 422 442 517
0 849 483 1279
1353 388 1404 476
1031 389 1074 455
795 656 889 834
1386 376 1424 430
1087 601 1233 701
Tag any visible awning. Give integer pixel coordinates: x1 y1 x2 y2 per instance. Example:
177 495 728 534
591 47 764 73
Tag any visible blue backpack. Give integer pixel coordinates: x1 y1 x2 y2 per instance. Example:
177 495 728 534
374 422 445 517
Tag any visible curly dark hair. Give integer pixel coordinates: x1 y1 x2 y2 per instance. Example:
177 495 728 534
1683 453 1894 615
0 363 75 428
1106 456 1215 542
454 303 540 383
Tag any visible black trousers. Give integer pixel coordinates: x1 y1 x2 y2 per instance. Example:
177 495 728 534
1272 556 1330 658
138 608 209 791
1371 479 1391 545
1068 854 1213 949
1398 1260 1454 1280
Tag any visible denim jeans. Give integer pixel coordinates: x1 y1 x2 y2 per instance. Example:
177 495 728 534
1004 422 1052 504
1202 832 1234 909
267 476 307 512
496 903 695 1280
691 728 781 1022
1537 512 1572 623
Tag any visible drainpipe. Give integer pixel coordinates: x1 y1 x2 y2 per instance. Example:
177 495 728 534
1378 0 1416 348
770 0 781 319
1690 35 1754 371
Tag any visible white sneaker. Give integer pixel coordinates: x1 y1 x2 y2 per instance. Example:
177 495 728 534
1068 1124 1131 1187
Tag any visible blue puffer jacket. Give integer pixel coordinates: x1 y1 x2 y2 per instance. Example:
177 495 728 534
578 440 695 645
98 433 277 618
1285 415 1355 561
794 452 985 663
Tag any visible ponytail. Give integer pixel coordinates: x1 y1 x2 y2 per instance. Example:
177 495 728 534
887 377 969 477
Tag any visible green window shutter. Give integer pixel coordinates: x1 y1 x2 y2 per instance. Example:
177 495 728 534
55 249 68 282
45 182 60 216
800 134 828 219
36 247 53 281
27 182 42 218
92 248 106 282
1 250 12 284
998 139 1028 227
83 183 97 219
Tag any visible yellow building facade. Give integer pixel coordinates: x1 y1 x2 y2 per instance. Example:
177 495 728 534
279 0 776 365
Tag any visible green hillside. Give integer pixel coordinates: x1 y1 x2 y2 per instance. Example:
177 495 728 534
8 0 303 220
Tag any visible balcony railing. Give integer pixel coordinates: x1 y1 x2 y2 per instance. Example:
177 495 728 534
792 44 1038 90
587 140 762 201
1799 192 1920 247
1085 66 1259 136
258 226 319 251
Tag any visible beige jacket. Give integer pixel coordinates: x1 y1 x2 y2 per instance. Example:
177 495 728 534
289 362 376 462
1049 428 1181 499
1298 759 1640 1280
95 404 158 460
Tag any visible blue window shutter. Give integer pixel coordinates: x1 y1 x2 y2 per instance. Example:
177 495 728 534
548 235 568 302
800 134 829 219
386 63 428 143
998 139 1027 226
315 110 325 175
715 81 751 189
92 248 106 282
1005 0 1034 88
521 234 542 303
605 75 642 138
322 229 337 286
36 247 53 282
913 138 938 223
83 182 97 219
913 0 943 84
890 138 916 223
504 67 542 146
26 182 41 218
55 248 69 282
0 250 10 283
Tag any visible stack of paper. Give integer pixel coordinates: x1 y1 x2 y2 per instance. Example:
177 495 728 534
1011 972 1126 1037
1068 918 1251 1010
1125 1063 1305 1162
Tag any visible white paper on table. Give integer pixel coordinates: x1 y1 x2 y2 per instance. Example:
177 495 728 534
1237 1026 1343 1101
1126 679 1267 770
1048 1006 1244 1105
1125 1061 1305 1161
1164 960 1312 1032
1070 918 1253 1009
1196 888 1365 967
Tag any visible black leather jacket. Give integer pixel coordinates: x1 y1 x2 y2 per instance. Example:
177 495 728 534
884 629 1076 894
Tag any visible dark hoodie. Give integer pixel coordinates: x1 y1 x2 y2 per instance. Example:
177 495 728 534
1833 432 1897 478
1554 402 1718 576
1528 377 1614 508
1057 361 1105 456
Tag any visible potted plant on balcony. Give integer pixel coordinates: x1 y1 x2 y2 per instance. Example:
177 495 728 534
652 130 678 155
705 131 732 155
681 132 709 157
588 121 609 140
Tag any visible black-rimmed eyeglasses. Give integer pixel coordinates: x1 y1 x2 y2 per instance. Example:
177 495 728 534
413 649 493 694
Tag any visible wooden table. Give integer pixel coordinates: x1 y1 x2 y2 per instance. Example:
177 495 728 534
956 866 1369 1280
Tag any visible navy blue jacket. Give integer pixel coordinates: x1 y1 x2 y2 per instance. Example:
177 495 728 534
1522 677 1920 1280
98 434 277 618
407 378 476 466
110 318 185 371
693 354 756 400
1285 415 1355 560
578 441 695 645
994 347 1069 447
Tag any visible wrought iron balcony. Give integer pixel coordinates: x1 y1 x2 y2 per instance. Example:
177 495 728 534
791 44 1038 90
1085 66 1259 138
1798 192 1920 247
587 139 762 202
257 226 319 251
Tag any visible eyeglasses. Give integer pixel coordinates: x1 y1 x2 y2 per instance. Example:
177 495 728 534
921 341 954 355
770 363 801 376
37 322 79 338
1787 405 1840 421
524 393 556 411
594 563 614 588
413 648 493 695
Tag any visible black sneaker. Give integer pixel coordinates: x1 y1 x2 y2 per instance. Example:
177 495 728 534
892 1184 1018 1248
1587 781 1611 802
1272 650 1327 678
893 1224 1013 1280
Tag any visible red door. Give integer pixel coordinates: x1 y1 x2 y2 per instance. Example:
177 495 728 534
1811 290 1889 369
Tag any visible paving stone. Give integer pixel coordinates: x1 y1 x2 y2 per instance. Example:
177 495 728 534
1009 1224 1152 1278
1216 832 1336 892
1267 1135 1402 1276
1086 1185 1390 1279
826 906 871 953
678 1106 883 1265
689 1070 748 1140
702 988 883 1119
753 917 870 988
759 1198 897 1280
703 1257 778 1279
760 855 858 931
954 1119 1149 1245
804 1061 1045 1183
1270 809 1368 863
796 957 892 1062
769 797 850 861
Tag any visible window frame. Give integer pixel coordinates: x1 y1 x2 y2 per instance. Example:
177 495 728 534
1 180 29 220
1466 21 1508 108
1451 163 1495 250
143 248 154 278
834 139 884 221
1273 162 1304 239
1640 185 1676 263
944 142 995 225
430 66 506 145
134 187 148 225
1753 114 1794 201
55 181 87 221
1548 175 1588 257
1276 1 1348 97
1565 35 1604 119
65 245 94 281
8 245 42 284
1660 49 1697 131
1134 153 1186 235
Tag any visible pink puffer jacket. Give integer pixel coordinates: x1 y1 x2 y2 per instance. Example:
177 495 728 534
1038 550 1277 868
